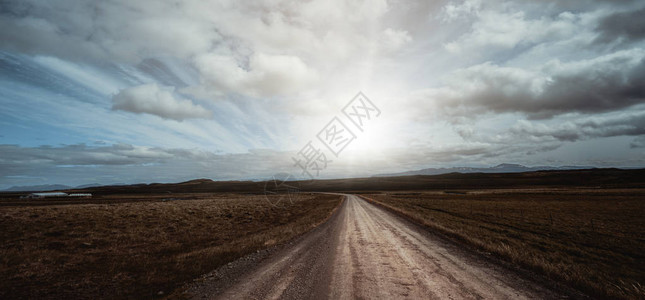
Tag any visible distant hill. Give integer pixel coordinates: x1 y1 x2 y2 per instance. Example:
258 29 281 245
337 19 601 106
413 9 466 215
2 184 72 192
4 167 643 194
374 163 597 177
49 168 645 195
75 183 103 189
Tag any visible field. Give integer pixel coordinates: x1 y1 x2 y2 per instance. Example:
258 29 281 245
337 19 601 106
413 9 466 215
1 169 643 299
0 193 342 299
360 188 645 299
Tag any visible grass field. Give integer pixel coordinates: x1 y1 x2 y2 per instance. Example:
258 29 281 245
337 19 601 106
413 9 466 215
361 188 645 300
0 193 342 299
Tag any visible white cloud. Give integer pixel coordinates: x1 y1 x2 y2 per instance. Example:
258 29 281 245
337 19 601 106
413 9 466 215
380 28 413 52
443 8 587 54
191 52 318 98
0 0 404 101
112 83 212 121
441 0 481 22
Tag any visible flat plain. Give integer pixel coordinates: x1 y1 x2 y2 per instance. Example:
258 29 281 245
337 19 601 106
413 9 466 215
1 169 643 299
0 193 342 299
361 188 645 299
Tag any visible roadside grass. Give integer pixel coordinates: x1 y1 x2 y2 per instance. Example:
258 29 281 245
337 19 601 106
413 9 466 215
361 188 645 300
0 193 342 299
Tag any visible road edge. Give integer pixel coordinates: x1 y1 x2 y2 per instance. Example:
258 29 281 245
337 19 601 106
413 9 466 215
168 194 347 299
356 194 591 300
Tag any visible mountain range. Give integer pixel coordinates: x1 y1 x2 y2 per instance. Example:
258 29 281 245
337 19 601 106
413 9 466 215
0 164 609 192
374 163 597 177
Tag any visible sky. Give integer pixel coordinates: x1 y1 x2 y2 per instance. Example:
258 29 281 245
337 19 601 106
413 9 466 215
1 0 644 189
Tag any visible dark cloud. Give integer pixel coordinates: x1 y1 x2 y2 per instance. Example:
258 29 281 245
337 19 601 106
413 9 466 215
535 57 645 118
596 7 645 44
0 0 224 63
427 50 645 119
630 136 645 148
384 140 562 171
0 143 170 167
0 143 295 188
511 111 645 142
0 141 562 189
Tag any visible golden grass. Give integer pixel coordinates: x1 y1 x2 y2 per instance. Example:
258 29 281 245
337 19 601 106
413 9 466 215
360 188 645 300
0 193 342 299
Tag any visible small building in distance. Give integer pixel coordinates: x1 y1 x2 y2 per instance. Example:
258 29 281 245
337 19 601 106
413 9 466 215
22 192 92 199
24 192 69 199
68 193 92 198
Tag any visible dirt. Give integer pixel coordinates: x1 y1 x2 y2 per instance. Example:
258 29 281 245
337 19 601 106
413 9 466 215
183 195 576 299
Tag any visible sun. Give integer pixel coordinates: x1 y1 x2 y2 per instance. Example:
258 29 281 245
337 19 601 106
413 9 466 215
340 120 395 163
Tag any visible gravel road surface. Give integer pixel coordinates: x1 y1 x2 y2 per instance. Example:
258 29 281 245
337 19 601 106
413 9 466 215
185 194 568 299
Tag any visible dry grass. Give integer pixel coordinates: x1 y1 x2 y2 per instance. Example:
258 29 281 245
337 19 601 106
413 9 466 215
361 188 645 300
0 193 342 299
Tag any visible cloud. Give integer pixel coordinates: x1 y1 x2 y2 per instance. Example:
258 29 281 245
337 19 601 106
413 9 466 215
440 0 481 22
0 140 563 189
112 84 212 121
510 111 645 142
630 136 645 148
0 0 222 63
596 7 645 44
444 10 536 52
0 142 291 173
0 143 168 167
416 49 645 119
191 52 318 99
441 3 592 55
0 0 395 100
1 0 645 187
380 28 412 52
0 143 292 188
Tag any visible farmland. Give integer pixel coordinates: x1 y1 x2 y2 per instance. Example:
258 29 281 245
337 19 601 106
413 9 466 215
361 188 645 299
0 193 342 299
1 169 643 299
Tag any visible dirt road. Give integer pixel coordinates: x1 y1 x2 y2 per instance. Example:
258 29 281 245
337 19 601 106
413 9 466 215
185 194 567 299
